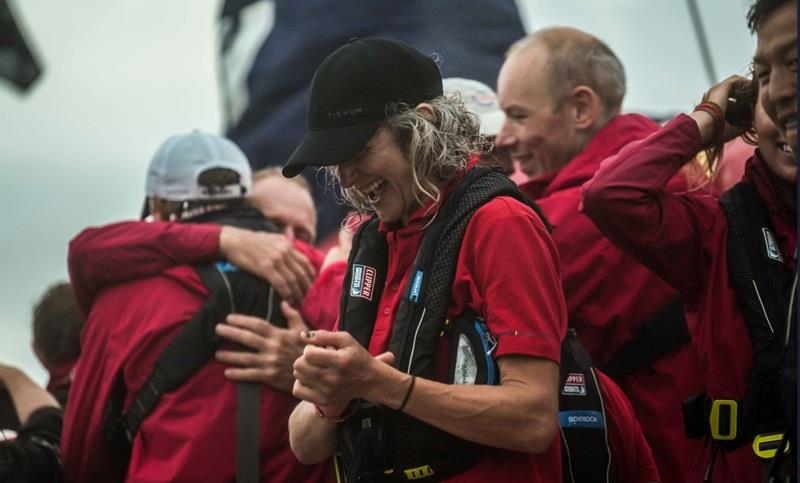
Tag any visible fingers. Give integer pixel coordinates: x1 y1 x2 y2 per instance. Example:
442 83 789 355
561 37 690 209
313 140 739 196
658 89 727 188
289 248 317 289
225 313 274 336
300 329 353 348
705 75 750 109
298 344 341 367
283 301 309 332
215 349 263 368
374 351 396 366
267 249 315 306
216 319 271 352
221 229 317 306
222 367 273 384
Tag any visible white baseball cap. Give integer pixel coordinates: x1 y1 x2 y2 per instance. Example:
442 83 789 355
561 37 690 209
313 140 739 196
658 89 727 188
443 77 505 137
145 130 252 201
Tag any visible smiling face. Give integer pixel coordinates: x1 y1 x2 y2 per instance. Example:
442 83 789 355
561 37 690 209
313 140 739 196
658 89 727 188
753 1 797 154
337 127 419 224
756 90 796 183
495 44 583 179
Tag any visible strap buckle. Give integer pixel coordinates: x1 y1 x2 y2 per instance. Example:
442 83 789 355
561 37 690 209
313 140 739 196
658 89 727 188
709 399 738 441
752 432 791 459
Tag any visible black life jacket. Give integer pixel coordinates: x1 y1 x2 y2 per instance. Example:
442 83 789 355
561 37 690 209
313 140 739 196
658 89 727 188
101 206 285 482
336 166 613 482
717 180 797 466
559 329 616 483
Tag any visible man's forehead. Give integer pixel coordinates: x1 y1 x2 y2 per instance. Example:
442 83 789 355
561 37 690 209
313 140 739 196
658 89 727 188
753 3 797 63
498 56 551 107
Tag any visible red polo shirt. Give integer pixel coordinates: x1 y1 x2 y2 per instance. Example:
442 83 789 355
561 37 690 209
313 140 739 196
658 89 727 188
362 191 567 482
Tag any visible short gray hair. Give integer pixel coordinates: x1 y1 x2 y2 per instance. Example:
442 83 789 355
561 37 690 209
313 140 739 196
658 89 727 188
509 27 626 112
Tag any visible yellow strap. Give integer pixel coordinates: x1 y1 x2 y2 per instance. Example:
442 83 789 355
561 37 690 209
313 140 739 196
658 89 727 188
753 432 791 459
709 399 738 441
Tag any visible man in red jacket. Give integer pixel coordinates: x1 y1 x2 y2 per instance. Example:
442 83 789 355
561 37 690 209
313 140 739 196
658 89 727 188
581 2 796 480
495 26 704 482
61 131 334 483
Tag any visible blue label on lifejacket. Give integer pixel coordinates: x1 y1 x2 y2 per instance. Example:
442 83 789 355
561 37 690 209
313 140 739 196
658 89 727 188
559 411 605 429
409 270 423 302
216 261 238 273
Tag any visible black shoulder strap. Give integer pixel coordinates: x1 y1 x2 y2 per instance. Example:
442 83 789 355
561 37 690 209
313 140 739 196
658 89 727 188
102 262 276 481
719 181 796 442
559 329 614 483
389 167 528 378
338 217 388 347
601 298 690 378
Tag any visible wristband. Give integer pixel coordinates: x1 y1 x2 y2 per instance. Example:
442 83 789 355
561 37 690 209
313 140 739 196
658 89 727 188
397 375 416 412
693 101 725 144
314 402 356 423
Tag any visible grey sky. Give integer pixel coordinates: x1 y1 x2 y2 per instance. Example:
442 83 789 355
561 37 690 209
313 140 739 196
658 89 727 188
1 0 755 384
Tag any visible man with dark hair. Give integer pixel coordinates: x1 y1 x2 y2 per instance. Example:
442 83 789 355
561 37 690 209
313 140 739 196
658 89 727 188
31 281 82 407
495 26 704 482
749 0 796 156
61 131 333 483
583 1 796 481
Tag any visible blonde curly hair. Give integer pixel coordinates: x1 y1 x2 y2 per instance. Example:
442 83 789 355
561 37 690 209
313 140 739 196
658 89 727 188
326 94 489 218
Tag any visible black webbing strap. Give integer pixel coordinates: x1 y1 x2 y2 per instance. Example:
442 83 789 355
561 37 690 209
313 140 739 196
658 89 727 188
560 329 614 483
103 262 262 483
120 264 232 437
237 382 260 483
235 286 284 483
601 298 690 378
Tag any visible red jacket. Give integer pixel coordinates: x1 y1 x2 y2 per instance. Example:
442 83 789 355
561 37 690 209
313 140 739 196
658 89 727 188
62 220 335 483
581 114 797 483
520 113 704 483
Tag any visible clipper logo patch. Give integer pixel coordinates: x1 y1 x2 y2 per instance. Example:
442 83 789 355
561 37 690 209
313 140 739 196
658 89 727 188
562 372 587 396
762 228 783 262
350 264 376 301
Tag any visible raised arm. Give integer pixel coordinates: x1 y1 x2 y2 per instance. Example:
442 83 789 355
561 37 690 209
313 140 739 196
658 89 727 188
581 76 749 297
68 221 221 313
69 221 319 314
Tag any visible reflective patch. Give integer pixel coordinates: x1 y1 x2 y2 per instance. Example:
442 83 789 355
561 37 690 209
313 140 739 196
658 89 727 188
404 465 435 480
350 264 376 301
762 228 783 262
562 372 587 396
0 429 17 441
216 261 239 273
454 334 478 385
560 410 605 429
409 270 423 302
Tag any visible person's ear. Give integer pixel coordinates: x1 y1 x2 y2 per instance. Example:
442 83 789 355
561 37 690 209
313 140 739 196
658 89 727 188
151 197 167 222
415 103 436 122
570 86 601 130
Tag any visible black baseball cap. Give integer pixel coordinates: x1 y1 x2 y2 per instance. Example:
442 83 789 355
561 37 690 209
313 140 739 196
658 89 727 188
282 38 443 178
